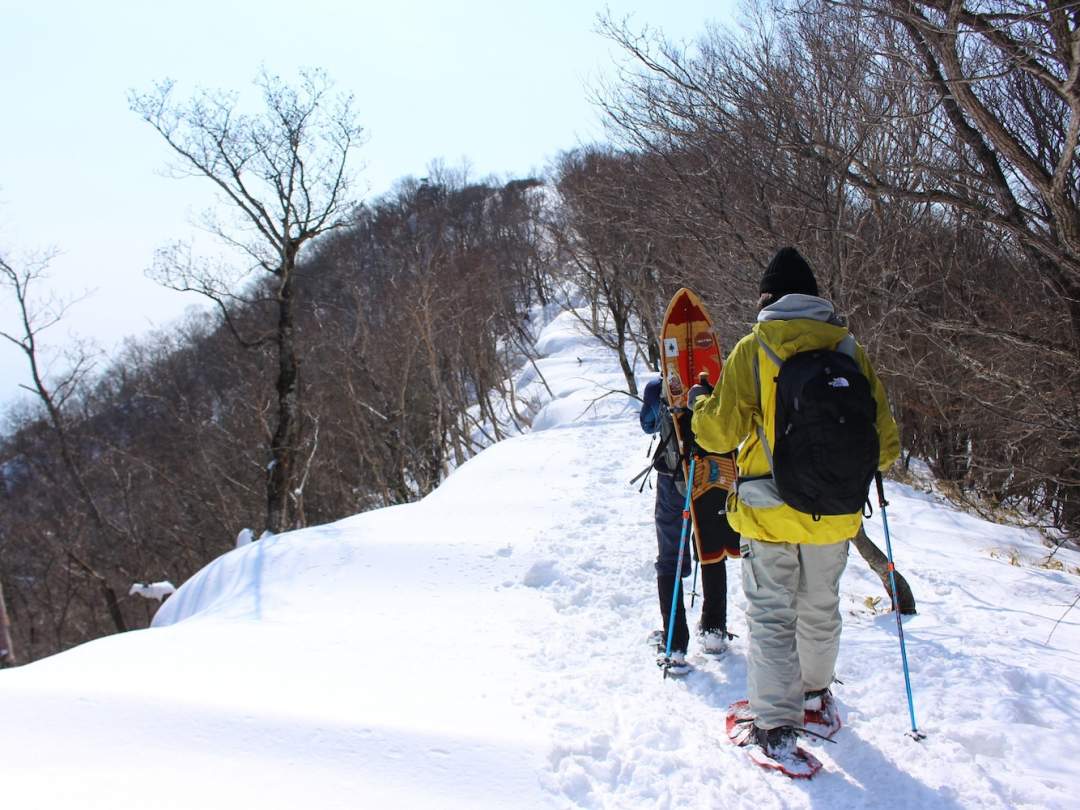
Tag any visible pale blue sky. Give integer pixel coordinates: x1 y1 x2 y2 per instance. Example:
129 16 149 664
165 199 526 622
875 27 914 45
0 0 734 409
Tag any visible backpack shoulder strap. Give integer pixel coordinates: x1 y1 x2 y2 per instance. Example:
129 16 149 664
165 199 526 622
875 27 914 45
755 334 785 368
652 402 682 470
753 335 779 478
654 416 674 456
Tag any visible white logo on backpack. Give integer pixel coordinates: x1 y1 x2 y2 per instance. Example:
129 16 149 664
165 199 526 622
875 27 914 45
828 377 850 388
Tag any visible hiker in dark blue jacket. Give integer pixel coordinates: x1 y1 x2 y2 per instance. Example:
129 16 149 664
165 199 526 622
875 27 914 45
640 374 731 675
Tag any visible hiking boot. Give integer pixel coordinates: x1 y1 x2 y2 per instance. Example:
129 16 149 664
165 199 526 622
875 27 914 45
699 562 728 636
697 624 734 655
752 725 798 759
657 575 689 653
656 650 691 676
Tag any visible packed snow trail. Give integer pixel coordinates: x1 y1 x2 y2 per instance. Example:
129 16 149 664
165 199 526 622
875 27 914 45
2 309 1079 809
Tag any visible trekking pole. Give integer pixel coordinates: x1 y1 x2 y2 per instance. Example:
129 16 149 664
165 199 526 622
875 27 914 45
875 472 926 740
663 456 696 678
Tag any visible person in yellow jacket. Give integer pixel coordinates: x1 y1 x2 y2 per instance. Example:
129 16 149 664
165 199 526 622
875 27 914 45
692 246 900 762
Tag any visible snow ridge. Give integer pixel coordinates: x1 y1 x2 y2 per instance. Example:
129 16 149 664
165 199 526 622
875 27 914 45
1 307 1078 809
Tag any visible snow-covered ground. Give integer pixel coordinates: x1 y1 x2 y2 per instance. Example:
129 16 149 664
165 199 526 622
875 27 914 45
3 308 1079 809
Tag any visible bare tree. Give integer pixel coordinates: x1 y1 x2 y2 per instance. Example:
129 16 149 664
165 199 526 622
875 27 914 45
130 69 364 533
588 2 1080 546
820 0 1080 316
0 252 128 635
757 0 1080 525
551 148 664 396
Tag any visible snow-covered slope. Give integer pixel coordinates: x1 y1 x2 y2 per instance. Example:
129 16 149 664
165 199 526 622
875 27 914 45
2 309 1078 809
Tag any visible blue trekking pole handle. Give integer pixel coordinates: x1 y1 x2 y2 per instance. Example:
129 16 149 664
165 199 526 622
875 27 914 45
875 472 926 740
665 457 696 664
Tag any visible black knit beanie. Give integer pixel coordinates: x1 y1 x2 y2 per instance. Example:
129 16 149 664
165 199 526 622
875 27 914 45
759 247 818 298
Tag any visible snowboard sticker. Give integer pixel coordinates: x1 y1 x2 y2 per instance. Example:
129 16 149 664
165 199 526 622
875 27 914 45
658 288 739 563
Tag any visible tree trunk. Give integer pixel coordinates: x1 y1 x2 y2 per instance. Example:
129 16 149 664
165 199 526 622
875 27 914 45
65 550 128 634
637 302 661 371
31 359 129 636
267 267 301 533
612 309 639 396
852 526 918 615
0 571 15 667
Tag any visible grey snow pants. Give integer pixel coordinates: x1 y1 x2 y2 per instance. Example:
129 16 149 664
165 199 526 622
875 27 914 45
741 537 849 730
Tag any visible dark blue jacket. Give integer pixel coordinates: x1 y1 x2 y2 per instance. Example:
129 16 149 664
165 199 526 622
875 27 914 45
640 378 664 435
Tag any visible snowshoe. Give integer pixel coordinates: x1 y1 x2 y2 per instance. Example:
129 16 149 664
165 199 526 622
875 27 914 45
746 726 822 778
803 688 842 739
725 700 824 779
656 650 692 677
725 699 756 746
698 626 735 656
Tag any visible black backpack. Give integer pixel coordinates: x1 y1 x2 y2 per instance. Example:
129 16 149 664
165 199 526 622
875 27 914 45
651 385 710 492
758 336 879 516
652 401 690 484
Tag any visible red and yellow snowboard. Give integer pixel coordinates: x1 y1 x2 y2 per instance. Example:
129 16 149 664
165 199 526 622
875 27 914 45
659 288 739 564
